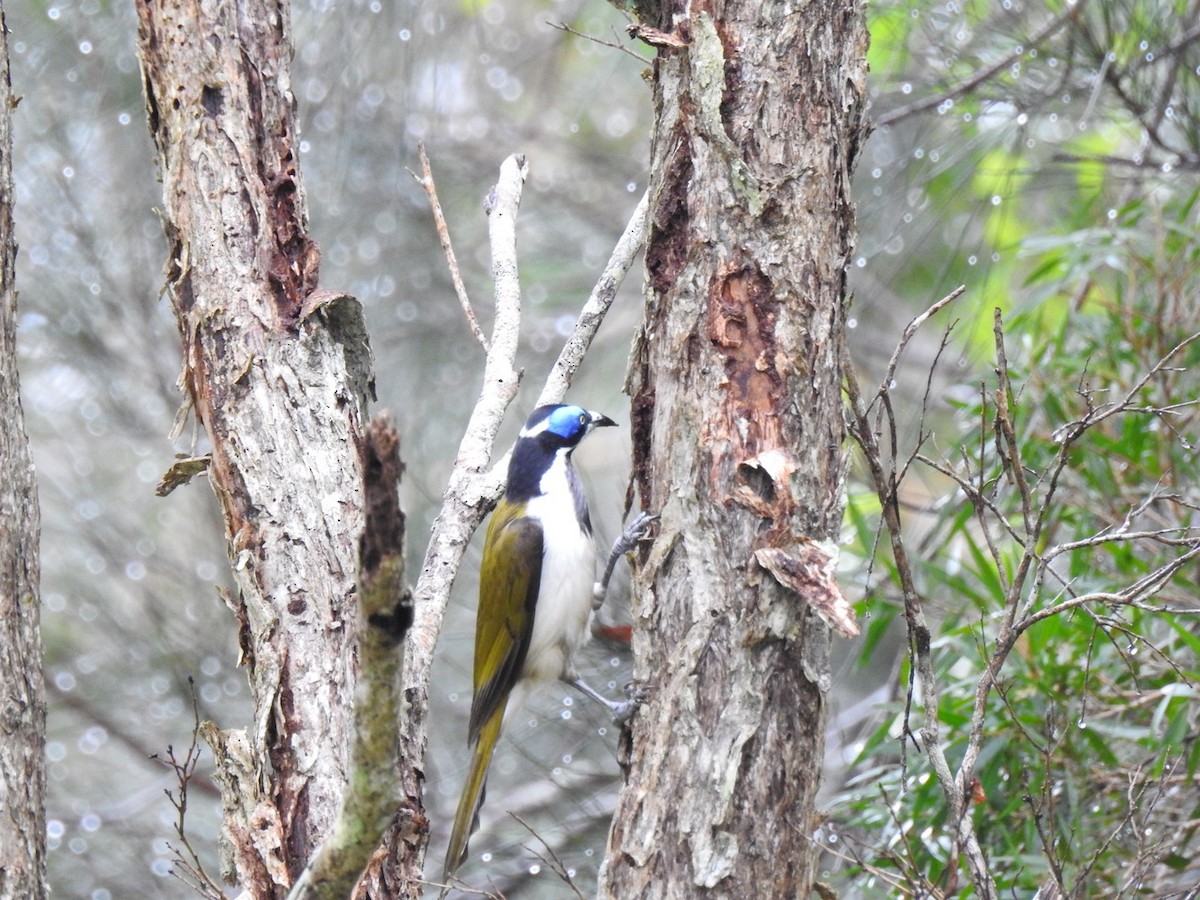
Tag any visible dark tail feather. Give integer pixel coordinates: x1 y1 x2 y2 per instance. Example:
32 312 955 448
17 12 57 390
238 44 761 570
443 706 505 882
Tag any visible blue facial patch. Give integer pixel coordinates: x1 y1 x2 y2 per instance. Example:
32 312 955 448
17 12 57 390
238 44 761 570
546 405 589 439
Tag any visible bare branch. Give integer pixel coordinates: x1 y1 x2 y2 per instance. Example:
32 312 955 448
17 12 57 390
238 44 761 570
1043 526 1200 559
1050 150 1200 173
536 189 648 407
406 151 526 655
411 143 489 351
1053 330 1200 443
1019 543 1200 632
871 285 966 427
866 295 1200 899
407 161 646 670
155 680 225 900
949 325 1200 823
478 189 650 483
511 813 586 900
396 155 529 888
991 310 1034 536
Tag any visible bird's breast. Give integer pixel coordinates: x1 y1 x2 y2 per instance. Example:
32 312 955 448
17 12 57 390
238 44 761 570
521 482 596 685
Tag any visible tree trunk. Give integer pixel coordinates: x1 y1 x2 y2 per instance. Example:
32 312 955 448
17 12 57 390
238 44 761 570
0 4 48 897
136 2 377 893
603 0 868 895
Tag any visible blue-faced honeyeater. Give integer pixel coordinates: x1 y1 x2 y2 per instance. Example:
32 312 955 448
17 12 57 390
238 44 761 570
443 403 637 879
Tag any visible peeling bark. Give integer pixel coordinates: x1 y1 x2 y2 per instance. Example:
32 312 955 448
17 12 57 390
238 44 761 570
0 3 48 896
136 2 376 893
604 0 868 895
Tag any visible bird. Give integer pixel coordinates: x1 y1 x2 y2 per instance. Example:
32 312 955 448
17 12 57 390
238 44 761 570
443 403 642 881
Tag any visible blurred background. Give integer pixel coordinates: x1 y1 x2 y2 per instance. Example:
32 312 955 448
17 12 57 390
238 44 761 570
9 0 1197 896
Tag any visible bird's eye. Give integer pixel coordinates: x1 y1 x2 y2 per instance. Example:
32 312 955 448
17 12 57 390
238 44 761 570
579 414 587 426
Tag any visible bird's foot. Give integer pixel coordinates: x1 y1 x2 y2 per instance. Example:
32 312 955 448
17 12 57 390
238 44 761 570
565 675 649 724
593 511 658 610
613 511 657 558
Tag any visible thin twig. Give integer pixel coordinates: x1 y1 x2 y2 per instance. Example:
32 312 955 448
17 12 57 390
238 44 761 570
548 20 651 64
1021 543 1200 632
876 783 939 897
912 451 1027 549
1044 526 1200 559
845 287 999 899
951 442 1014 597
1023 787 1066 893
872 285 966 425
809 831 917 897
992 309 1034 536
154 678 225 900
1050 150 1200 173
510 812 586 900
1054 331 1200 442
1072 764 1149 892
423 877 505 898
875 1 1088 127
864 303 1200 900
410 142 489 350
955 531 1200 813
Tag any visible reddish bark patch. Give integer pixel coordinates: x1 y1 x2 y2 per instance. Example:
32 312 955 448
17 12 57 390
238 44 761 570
705 262 783 463
242 51 319 327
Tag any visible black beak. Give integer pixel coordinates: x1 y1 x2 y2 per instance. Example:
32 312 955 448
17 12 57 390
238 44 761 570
590 412 618 428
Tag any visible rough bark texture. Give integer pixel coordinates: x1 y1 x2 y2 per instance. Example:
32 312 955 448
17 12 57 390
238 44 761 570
290 420 413 900
0 5 48 897
603 0 868 895
136 3 375 894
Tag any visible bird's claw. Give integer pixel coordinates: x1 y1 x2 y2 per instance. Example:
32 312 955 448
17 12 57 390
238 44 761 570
614 511 657 558
594 511 658 611
611 681 650 725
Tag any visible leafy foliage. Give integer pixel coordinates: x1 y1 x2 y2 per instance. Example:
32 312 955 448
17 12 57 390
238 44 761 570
833 0 1200 894
835 105 1200 900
